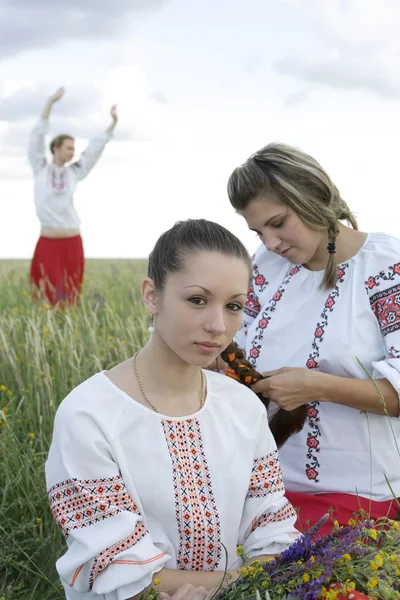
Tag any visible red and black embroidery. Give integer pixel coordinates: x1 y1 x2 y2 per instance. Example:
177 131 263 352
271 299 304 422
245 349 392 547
248 266 302 365
253 262 269 293
369 284 400 336
365 262 400 290
89 525 147 588
162 419 222 571
304 264 349 483
247 451 285 498
243 286 261 320
389 346 400 359
48 475 141 539
49 166 68 193
251 502 297 532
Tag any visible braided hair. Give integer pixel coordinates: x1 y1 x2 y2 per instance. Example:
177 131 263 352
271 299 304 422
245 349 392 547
221 341 307 448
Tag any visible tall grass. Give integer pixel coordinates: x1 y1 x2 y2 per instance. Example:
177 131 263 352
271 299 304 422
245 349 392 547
0 259 149 599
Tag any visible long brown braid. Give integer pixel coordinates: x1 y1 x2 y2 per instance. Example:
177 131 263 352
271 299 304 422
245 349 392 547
221 341 307 448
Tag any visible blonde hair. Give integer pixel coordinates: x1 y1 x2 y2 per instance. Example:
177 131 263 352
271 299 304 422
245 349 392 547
50 135 74 155
227 143 358 289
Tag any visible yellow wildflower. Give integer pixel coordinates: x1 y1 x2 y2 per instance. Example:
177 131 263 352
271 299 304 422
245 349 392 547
303 573 310 583
28 432 36 439
153 579 161 586
367 577 379 589
348 518 357 527
0 385 6 392
342 554 352 562
367 528 378 540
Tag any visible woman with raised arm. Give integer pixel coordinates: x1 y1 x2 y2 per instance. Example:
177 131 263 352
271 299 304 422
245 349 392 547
225 143 400 535
45 219 298 600
28 87 118 305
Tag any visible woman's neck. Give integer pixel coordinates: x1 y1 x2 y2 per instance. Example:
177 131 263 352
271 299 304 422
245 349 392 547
305 225 368 271
137 336 203 403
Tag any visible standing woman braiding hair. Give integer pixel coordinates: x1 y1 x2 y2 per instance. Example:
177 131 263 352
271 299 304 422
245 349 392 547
28 87 118 305
225 142 400 535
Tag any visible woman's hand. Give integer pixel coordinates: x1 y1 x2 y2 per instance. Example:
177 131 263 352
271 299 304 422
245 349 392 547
159 584 210 600
251 367 329 411
110 104 118 123
49 87 65 103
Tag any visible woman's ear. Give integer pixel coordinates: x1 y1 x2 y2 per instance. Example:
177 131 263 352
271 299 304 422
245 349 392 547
141 277 158 316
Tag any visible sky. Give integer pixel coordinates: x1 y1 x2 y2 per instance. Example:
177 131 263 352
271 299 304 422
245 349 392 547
1 0 400 258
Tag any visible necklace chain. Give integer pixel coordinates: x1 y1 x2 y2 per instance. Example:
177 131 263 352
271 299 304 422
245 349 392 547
132 351 206 414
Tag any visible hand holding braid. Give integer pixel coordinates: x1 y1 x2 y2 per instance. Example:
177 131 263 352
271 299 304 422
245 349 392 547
221 341 307 448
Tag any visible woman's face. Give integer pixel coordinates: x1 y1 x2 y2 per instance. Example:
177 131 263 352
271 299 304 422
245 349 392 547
152 251 249 367
55 138 75 164
239 192 325 266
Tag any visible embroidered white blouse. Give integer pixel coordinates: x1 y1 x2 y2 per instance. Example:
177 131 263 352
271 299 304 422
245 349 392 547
45 370 298 600
235 232 400 502
28 118 111 229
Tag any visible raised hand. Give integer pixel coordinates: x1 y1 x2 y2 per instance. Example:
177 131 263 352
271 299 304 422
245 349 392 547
49 87 65 103
110 104 118 122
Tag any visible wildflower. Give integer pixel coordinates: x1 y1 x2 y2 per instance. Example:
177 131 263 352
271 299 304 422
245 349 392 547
153 579 161 586
303 573 310 583
0 385 6 392
236 545 245 557
342 554 352 562
367 528 378 540
348 518 357 527
28 433 36 439
367 577 379 589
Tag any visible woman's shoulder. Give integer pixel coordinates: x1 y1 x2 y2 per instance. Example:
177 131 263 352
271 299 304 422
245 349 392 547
358 232 400 282
205 369 266 418
54 372 126 430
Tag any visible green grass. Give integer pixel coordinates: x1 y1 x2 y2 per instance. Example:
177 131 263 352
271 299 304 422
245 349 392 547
0 259 149 599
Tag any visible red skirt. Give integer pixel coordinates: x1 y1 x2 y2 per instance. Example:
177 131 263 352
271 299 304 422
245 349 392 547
285 490 400 536
30 235 84 306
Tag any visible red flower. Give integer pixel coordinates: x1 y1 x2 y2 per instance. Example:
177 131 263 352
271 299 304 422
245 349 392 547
306 357 318 369
307 436 319 449
366 276 377 289
307 406 318 419
306 467 318 480
249 347 260 359
314 326 324 339
325 297 335 309
272 291 282 302
394 263 400 276
255 274 266 286
258 318 268 329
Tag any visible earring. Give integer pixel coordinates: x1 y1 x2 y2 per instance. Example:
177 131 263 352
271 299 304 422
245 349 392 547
148 314 155 334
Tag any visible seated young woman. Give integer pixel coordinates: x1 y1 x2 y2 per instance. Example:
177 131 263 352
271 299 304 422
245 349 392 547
45 219 298 600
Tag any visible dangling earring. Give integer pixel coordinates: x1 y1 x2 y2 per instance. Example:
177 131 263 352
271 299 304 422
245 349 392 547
148 314 155 333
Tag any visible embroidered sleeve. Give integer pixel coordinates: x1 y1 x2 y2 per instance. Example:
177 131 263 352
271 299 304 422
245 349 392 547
365 257 400 406
234 255 264 349
71 131 111 181
28 118 48 174
45 404 169 598
238 411 299 557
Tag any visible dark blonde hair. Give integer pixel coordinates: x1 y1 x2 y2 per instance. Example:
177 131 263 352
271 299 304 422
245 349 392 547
227 143 358 288
50 135 74 155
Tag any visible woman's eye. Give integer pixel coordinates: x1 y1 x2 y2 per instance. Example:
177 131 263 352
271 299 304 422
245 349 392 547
188 296 206 305
227 303 243 312
254 231 262 239
272 221 284 229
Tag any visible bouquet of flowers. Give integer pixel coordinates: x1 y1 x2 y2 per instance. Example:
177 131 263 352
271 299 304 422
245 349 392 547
219 514 400 600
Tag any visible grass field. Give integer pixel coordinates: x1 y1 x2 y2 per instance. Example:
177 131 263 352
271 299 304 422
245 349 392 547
0 259 149 599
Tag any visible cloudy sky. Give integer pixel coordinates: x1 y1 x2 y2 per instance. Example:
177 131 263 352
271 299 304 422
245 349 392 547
1 0 400 258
